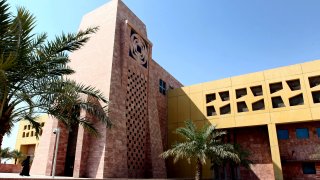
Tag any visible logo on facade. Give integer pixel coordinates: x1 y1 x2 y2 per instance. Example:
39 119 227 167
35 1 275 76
129 29 149 68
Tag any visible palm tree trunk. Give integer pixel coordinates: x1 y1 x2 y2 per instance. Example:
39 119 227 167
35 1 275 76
195 158 202 180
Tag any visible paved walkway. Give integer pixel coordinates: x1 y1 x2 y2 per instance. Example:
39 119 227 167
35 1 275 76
0 173 184 180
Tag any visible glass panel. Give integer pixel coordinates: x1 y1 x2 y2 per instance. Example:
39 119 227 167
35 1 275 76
296 128 309 139
277 129 289 140
302 163 316 174
316 128 320 137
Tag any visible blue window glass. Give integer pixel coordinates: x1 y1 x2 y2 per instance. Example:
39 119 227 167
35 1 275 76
317 128 320 138
302 163 316 174
277 129 289 140
296 128 309 139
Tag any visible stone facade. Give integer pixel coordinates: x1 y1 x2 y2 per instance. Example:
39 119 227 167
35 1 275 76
30 0 182 178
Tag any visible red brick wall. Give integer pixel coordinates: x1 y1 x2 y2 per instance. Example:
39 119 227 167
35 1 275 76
277 122 320 179
232 126 274 180
0 164 21 173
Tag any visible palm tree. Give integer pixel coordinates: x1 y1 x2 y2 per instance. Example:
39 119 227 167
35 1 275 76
0 0 111 149
0 147 11 163
10 149 25 164
161 120 240 180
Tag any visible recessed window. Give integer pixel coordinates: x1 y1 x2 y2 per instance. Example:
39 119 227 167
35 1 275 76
270 82 283 94
28 125 30 130
250 86 263 96
219 91 230 101
206 93 216 103
277 129 289 140
220 104 231 115
296 128 309 139
23 125 27 130
312 91 320 103
237 101 248 113
317 128 320 138
31 131 34 137
302 163 316 174
289 94 304 106
286 79 301 91
22 132 25 138
206 106 216 116
236 88 247 99
159 79 166 95
252 99 265 111
26 132 29 137
272 96 285 108
309 75 320 88
41 123 45 127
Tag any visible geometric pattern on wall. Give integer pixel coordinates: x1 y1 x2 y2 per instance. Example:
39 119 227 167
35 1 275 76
204 77 317 117
125 69 148 178
129 29 149 69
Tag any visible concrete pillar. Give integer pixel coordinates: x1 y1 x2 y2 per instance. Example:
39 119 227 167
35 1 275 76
267 123 283 180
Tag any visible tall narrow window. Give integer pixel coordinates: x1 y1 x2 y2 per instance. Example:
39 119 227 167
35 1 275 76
159 79 166 95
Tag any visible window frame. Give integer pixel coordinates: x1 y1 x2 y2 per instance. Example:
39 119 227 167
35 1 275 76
159 79 167 95
302 162 316 174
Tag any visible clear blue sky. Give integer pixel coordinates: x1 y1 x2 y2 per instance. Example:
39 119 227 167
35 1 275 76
3 0 320 149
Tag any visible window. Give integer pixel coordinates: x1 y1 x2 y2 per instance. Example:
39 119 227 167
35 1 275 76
206 93 216 103
22 132 25 138
302 163 316 174
296 128 309 139
317 128 320 137
277 129 289 140
31 131 34 137
28 125 30 130
26 132 29 137
23 125 27 130
159 79 166 95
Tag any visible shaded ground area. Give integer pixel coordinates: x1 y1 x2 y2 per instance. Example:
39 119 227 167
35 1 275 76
0 173 183 180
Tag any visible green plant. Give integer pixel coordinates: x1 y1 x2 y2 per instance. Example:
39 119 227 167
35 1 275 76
161 120 240 180
10 149 25 164
0 0 111 149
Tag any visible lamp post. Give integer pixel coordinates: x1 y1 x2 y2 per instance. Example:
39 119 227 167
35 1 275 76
52 128 60 178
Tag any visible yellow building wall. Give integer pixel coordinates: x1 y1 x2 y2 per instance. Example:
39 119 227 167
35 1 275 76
167 60 320 179
15 115 47 159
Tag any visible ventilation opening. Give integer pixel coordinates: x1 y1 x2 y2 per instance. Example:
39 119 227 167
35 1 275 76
206 106 216 116
250 86 263 96
286 79 301 91
289 94 304 106
270 82 283 94
206 93 216 103
237 101 248 113
309 76 320 88
272 96 285 108
219 91 230 101
236 88 247 99
220 104 231 115
252 99 265 111
312 91 320 103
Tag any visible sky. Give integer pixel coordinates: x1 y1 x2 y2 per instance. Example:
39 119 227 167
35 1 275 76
3 0 320 149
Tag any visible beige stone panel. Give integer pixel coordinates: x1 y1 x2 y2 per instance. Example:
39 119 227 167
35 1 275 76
267 123 283 180
264 64 302 80
189 92 205 121
270 109 313 124
301 59 320 73
231 71 265 86
235 113 270 127
208 117 235 129
202 78 232 91
189 83 203 94
177 96 191 122
167 123 178 147
168 97 178 124
311 107 320 120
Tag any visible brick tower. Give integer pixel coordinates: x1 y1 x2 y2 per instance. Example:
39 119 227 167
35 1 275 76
30 0 182 178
